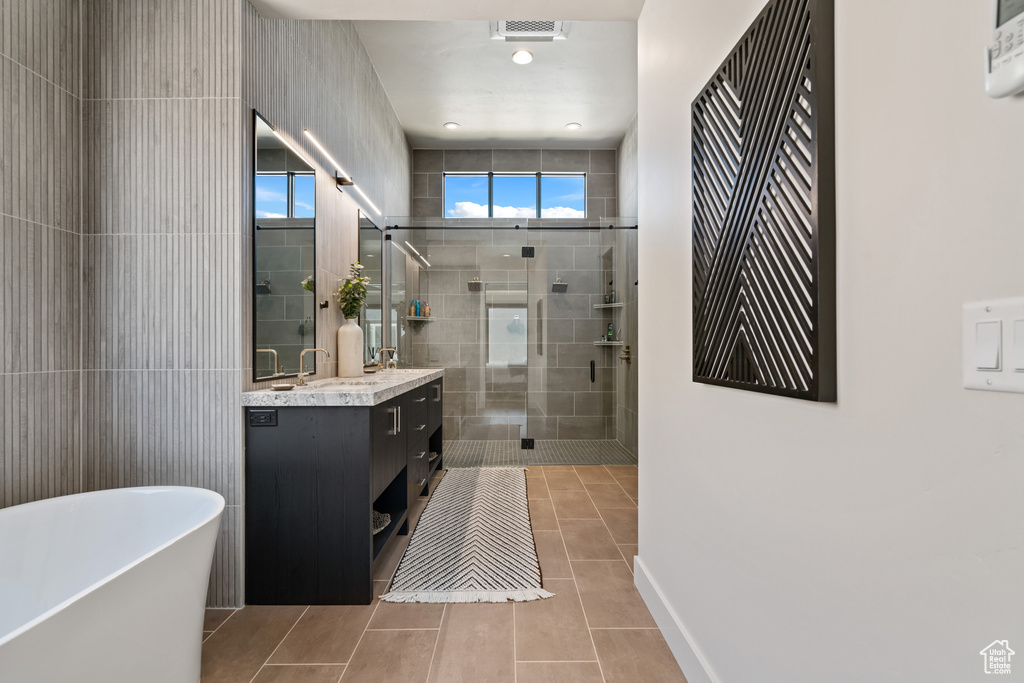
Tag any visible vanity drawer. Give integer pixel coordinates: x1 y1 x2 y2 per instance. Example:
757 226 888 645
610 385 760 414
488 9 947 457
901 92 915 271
427 379 443 432
406 384 430 418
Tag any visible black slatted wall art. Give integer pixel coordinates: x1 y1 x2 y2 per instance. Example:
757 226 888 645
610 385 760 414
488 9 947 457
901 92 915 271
692 0 836 402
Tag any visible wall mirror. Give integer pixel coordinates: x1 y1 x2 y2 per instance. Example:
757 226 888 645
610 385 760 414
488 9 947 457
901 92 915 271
358 211 384 365
253 111 317 381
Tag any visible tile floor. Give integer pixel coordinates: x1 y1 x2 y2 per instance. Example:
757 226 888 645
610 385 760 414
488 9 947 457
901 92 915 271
443 440 638 468
201 464 686 683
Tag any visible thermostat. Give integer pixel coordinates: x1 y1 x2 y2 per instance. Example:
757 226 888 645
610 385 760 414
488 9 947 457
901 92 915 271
986 0 1024 97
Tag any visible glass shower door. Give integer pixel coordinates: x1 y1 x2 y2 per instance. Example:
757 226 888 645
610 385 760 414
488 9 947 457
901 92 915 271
525 228 617 444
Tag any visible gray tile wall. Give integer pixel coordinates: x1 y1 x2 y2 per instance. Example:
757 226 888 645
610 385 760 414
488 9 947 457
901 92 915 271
82 0 244 607
1 0 410 608
409 148 620 442
0 0 82 508
616 114 639 456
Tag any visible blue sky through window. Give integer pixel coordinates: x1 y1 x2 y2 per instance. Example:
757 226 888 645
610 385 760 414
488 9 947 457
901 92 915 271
541 175 585 218
445 173 586 218
255 175 287 218
492 175 536 218
293 174 315 218
445 175 489 218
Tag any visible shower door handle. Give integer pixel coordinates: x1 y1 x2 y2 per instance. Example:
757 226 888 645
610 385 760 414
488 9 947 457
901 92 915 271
536 300 543 356
590 360 595 383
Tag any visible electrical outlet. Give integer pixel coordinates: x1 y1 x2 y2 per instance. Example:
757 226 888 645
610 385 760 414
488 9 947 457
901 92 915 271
249 409 278 427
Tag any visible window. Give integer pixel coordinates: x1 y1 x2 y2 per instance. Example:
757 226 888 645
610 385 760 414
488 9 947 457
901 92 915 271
255 174 288 218
444 174 489 218
492 175 537 217
255 172 315 219
444 173 586 219
540 175 586 218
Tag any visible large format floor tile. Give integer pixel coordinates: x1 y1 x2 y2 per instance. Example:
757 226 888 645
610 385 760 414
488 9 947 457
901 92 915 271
342 630 439 683
251 665 346 682
269 604 377 665
514 578 597 662
592 628 688 682
516 661 604 682
428 603 515 682
572 560 657 628
201 606 307 683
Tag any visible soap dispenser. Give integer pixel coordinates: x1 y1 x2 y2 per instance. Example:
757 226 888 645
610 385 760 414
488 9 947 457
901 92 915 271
606 322 614 341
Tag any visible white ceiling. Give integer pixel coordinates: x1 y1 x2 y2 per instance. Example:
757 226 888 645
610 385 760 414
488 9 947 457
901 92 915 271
247 0 646 21
355 21 638 149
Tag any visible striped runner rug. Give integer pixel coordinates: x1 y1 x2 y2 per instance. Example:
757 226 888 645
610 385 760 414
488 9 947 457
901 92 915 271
381 467 554 603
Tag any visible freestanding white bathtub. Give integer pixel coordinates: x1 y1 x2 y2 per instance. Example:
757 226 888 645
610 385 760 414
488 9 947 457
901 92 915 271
0 486 224 683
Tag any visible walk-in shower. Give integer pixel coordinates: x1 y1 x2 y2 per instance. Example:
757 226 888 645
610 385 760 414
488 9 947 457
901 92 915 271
375 218 638 466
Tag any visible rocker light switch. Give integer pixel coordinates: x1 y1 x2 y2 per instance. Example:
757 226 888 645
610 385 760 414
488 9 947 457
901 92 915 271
1013 320 1024 372
963 298 1024 394
975 321 1002 371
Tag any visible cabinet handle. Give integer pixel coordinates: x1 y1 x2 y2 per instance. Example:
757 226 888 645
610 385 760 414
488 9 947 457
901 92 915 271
418 479 427 487
397 406 402 433
389 407 398 435
413 397 427 403
433 385 441 401
414 423 427 432
415 451 426 459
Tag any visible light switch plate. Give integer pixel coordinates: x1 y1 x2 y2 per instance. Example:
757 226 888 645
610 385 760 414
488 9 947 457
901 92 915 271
963 298 1024 394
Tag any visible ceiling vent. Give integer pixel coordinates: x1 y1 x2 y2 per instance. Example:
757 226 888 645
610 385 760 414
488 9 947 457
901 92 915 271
491 21 570 41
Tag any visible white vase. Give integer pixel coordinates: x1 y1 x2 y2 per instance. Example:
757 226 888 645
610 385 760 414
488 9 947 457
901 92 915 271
337 318 364 378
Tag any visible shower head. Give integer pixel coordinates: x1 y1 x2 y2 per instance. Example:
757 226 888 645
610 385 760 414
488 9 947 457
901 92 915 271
551 278 568 293
467 277 483 292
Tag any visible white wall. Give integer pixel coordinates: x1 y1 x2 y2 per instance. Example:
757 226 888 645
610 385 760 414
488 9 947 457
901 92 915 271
636 0 1024 681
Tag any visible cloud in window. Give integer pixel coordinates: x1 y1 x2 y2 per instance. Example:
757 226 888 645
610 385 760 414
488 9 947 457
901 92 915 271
256 211 287 218
540 206 585 218
447 201 490 218
255 187 287 203
448 202 585 219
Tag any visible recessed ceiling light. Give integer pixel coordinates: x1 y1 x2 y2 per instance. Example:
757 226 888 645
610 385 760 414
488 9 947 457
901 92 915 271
565 122 582 131
443 122 461 130
512 50 534 65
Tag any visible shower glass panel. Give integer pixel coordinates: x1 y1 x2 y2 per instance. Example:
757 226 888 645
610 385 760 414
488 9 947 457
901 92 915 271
525 228 618 441
389 218 636 449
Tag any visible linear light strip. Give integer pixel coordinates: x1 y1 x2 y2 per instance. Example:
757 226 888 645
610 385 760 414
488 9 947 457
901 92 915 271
271 130 312 167
303 129 383 216
303 129 348 178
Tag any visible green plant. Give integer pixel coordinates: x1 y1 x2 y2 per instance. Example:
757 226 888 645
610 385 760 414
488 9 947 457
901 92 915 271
334 262 370 319
300 275 315 293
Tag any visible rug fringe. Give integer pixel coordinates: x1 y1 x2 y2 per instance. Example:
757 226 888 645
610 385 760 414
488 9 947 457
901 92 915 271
380 588 555 604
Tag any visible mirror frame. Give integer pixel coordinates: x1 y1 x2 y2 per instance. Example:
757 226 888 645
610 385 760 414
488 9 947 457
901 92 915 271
358 211 385 365
252 110 317 382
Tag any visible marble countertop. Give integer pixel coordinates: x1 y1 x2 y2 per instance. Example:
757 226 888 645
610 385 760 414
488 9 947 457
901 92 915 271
242 369 444 407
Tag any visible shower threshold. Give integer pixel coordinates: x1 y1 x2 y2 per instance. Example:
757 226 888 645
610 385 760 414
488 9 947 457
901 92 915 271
444 440 636 468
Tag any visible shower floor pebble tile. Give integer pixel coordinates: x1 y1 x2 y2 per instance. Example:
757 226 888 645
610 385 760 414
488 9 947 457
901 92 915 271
201 464 687 683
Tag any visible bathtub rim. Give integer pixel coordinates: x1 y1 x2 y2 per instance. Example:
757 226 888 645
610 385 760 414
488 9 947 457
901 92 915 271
0 485 225 648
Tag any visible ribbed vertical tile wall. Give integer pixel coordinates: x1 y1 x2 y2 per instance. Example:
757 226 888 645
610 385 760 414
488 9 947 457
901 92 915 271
615 114 639 456
82 0 243 607
0 0 82 509
241 6 411 390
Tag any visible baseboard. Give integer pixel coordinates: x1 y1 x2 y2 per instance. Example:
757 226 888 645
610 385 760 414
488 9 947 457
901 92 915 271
634 556 719 683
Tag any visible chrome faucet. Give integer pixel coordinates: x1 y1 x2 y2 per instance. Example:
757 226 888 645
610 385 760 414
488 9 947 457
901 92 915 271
379 347 397 371
297 348 330 385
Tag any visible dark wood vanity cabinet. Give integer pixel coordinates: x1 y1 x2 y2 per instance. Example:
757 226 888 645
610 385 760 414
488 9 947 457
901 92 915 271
244 379 443 606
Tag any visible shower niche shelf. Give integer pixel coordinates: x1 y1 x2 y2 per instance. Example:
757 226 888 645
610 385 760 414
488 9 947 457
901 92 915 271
593 303 624 309
406 316 436 322
594 341 624 347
